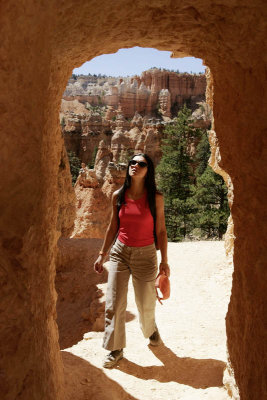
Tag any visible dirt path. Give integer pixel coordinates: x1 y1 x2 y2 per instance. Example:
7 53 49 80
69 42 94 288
63 241 233 400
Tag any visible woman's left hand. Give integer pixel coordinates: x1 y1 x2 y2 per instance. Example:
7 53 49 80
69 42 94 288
159 262 170 277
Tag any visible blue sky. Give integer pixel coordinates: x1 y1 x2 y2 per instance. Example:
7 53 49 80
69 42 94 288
73 47 205 77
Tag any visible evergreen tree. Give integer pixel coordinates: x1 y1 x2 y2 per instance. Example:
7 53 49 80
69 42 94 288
156 105 200 241
189 165 229 239
88 146 98 169
195 129 210 176
188 131 229 239
60 116 66 127
67 151 81 186
157 106 230 241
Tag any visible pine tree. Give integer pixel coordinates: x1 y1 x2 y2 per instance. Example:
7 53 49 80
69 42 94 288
157 106 230 241
156 105 200 241
67 151 81 186
189 131 229 239
189 165 229 239
88 146 98 169
195 129 210 176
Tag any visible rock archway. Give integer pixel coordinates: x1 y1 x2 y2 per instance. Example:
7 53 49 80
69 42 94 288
0 1 266 399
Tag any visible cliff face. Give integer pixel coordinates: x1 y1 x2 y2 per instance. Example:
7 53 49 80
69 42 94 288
57 144 77 238
60 100 165 168
61 69 206 169
63 68 206 119
56 237 107 349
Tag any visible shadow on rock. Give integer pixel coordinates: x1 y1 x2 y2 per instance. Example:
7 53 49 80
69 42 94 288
56 238 107 349
115 344 226 389
62 351 138 400
56 237 135 350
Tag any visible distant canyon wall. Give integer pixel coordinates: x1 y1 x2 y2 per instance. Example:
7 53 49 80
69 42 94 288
60 99 164 168
61 68 207 168
63 68 206 119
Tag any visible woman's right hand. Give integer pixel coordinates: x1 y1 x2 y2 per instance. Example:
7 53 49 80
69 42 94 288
94 255 106 274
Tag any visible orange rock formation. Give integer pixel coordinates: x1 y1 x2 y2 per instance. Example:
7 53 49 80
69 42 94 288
63 69 206 119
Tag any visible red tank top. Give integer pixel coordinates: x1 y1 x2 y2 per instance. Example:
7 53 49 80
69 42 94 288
117 190 154 247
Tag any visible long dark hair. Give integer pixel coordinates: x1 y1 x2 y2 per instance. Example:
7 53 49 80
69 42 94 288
117 153 159 237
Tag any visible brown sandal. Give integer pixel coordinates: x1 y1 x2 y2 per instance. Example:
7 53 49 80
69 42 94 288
103 349 123 368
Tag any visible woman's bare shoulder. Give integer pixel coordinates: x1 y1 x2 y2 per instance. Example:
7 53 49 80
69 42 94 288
156 192 164 199
112 187 122 201
155 192 164 206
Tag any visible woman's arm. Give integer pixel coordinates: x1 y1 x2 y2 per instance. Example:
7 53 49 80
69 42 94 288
94 190 119 274
155 193 170 277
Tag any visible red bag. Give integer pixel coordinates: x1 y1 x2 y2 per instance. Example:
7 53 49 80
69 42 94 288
155 272 170 305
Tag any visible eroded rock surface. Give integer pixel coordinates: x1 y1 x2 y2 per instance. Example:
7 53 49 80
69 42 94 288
57 145 77 237
60 69 205 169
56 238 107 349
63 69 206 118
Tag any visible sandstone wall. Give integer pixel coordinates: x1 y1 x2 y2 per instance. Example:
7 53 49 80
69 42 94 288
57 144 77 237
56 238 107 349
0 1 266 400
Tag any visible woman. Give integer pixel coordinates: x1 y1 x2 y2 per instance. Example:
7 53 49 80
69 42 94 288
94 153 169 368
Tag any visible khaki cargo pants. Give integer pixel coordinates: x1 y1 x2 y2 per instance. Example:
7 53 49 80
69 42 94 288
103 239 158 351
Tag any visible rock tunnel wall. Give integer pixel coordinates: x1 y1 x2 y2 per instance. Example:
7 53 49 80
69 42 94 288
0 1 266 399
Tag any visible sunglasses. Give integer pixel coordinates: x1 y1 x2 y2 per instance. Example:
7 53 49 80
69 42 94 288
129 160 148 168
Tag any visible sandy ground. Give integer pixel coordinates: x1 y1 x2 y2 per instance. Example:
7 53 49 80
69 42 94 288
63 241 233 400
